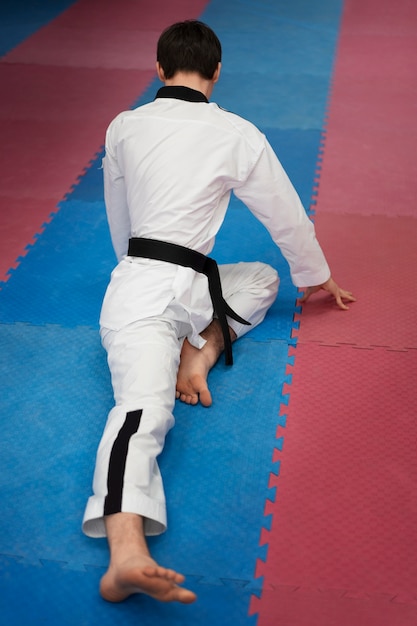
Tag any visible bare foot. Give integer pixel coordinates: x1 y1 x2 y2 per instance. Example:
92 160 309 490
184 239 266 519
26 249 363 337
102 513 196 604
176 321 236 406
176 338 213 407
100 554 196 604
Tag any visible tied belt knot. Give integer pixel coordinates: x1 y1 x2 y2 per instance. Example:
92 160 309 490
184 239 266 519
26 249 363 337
127 237 250 365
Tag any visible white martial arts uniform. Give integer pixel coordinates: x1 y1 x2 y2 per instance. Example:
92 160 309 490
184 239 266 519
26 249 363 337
82 86 330 538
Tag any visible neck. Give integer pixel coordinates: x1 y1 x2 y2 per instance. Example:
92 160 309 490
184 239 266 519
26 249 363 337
164 72 214 99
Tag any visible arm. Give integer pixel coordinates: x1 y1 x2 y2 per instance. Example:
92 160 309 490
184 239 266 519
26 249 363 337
103 121 131 262
234 138 355 310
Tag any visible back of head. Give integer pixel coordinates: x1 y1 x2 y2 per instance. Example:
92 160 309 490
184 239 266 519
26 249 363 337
157 20 222 80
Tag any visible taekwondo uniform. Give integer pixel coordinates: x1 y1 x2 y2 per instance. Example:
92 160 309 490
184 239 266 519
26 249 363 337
82 86 330 538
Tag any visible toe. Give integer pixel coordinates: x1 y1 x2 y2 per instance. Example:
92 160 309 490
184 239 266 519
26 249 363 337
199 388 212 407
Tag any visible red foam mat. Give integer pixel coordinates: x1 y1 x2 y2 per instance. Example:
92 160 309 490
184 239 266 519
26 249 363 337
316 123 417 218
2 0 209 69
0 66 152 280
252 342 417 625
294 211 417 351
0 197 59 276
0 65 156 122
315 0 417 217
3 29 161 70
252 586 417 626
255 2 417 623
341 0 417 35
0 66 155 201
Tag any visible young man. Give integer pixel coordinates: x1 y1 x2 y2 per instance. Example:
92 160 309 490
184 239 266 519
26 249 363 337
82 21 355 604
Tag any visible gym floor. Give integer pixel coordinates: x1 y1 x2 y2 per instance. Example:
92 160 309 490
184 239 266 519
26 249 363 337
1 1 416 624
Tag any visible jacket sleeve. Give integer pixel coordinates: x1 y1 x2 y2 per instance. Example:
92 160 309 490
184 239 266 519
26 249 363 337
234 136 331 287
103 119 131 262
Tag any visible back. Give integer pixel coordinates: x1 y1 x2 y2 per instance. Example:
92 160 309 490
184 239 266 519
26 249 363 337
104 89 265 258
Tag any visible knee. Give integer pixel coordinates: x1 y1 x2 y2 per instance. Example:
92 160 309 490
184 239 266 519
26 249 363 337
251 262 279 297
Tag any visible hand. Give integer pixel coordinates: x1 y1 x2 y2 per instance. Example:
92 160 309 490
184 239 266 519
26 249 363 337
299 276 356 311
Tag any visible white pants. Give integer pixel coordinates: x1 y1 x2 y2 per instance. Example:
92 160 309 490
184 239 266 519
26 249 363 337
82 262 279 537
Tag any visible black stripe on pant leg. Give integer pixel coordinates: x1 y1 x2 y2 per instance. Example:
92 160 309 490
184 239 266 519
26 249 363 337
104 409 142 516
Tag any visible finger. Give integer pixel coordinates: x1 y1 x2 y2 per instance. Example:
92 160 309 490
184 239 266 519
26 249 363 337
338 290 356 306
342 291 356 302
336 297 349 310
334 290 352 310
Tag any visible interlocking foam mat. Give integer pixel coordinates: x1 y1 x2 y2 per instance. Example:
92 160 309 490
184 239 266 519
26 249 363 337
251 1 417 624
1 1 342 624
252 343 417 625
2 0 416 625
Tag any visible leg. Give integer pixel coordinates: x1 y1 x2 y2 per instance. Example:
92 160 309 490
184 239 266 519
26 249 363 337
100 513 196 604
219 261 279 338
176 262 279 405
83 318 179 537
83 317 195 602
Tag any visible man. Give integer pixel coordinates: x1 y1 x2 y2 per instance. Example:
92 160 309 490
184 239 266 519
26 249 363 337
82 20 355 604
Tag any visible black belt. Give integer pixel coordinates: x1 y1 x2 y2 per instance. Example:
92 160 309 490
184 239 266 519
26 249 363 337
127 237 250 365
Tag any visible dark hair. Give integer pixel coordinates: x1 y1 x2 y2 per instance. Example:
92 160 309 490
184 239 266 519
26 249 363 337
157 20 222 80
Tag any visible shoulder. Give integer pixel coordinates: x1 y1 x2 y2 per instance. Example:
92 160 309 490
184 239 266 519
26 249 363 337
105 102 155 146
208 102 266 149
108 102 153 127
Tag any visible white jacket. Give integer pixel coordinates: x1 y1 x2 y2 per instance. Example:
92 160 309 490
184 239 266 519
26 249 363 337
100 86 330 344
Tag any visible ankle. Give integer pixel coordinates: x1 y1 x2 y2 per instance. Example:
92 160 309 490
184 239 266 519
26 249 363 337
105 513 150 563
199 319 236 368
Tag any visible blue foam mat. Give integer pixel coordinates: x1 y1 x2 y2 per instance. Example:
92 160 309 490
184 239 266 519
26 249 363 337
216 25 339 76
65 151 105 202
202 0 342 30
0 322 287 580
0 555 257 626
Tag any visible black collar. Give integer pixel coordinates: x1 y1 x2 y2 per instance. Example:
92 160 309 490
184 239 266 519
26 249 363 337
155 86 209 103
